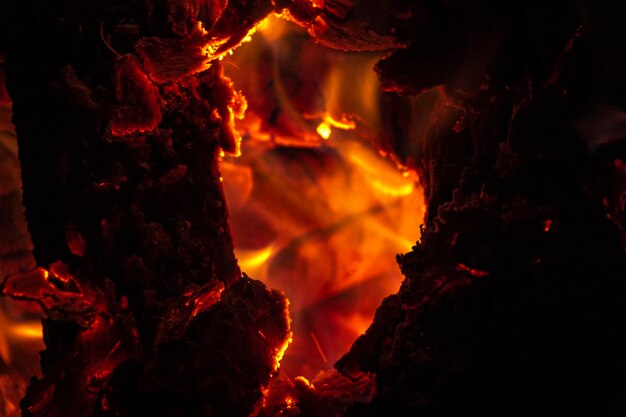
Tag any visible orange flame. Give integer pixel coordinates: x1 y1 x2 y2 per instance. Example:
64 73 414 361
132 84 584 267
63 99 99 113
221 15 425 378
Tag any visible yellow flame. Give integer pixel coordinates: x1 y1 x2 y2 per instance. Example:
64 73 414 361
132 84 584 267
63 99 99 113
10 323 42 339
256 14 291 41
344 142 420 198
321 54 383 134
316 114 356 140
369 179 414 197
325 114 356 130
0 317 43 365
316 122 331 139
219 15 426 377
222 138 424 374
238 246 274 270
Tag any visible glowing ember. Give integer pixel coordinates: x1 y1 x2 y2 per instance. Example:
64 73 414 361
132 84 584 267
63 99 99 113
273 298 293 372
316 114 356 139
316 121 332 139
543 219 553 232
187 281 226 318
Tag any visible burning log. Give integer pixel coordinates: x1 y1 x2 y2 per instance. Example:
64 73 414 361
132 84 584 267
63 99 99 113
1 1 291 416
327 2 626 416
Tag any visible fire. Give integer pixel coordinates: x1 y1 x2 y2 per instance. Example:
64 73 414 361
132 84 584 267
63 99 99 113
2 10 422 411
334 313 373 338
221 16 425 377
7 323 42 340
316 122 332 139
238 246 275 270
256 14 291 41
316 113 356 140
0 301 44 417
324 114 357 131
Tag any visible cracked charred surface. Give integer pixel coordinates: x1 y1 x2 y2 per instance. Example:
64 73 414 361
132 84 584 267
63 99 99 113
2 1 290 417
323 2 626 416
338 189 626 416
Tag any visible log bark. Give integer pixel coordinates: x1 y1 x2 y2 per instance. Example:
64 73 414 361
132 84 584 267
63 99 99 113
333 1 626 416
2 2 289 417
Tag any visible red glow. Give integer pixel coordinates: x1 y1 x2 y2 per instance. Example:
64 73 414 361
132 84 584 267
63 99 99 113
543 219 553 232
187 281 226 318
457 263 490 278
110 55 162 136
64 224 86 257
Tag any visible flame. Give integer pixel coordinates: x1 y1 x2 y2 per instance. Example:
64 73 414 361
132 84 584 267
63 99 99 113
221 138 424 377
322 58 382 132
238 246 274 270
347 144 418 198
335 313 376 338
316 114 356 139
325 114 357 131
222 14 386 148
220 15 426 378
9 323 42 339
316 122 332 139
256 14 291 41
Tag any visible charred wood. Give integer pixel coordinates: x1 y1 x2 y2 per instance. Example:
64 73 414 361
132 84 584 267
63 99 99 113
2 1 290 417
